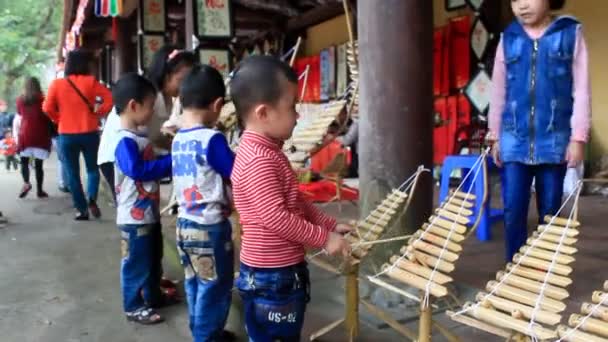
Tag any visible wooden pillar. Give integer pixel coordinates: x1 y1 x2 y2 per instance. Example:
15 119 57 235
185 0 195 50
114 17 136 78
357 1 433 251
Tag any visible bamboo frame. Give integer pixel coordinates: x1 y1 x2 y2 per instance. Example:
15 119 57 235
362 155 489 342
309 168 423 341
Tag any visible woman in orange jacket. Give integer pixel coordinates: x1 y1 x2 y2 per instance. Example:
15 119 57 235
43 50 113 220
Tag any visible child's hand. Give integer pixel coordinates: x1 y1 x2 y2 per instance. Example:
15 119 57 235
491 141 502 168
566 141 585 168
324 232 351 257
335 223 353 234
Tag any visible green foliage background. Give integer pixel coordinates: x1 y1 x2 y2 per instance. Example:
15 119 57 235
0 0 61 111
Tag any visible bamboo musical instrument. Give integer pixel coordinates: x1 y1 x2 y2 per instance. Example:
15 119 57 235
368 183 478 300
557 281 608 342
283 100 347 168
450 214 582 340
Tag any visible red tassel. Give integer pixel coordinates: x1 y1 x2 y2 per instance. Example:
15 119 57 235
112 18 118 41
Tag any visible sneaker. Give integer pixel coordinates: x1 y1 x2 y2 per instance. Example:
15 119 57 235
19 183 32 198
88 200 101 218
37 190 49 198
75 211 89 221
58 186 70 193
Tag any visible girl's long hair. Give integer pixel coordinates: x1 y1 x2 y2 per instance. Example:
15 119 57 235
550 0 566 10
145 45 197 91
23 77 43 106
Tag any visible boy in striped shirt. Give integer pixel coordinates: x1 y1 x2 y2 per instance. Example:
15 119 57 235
231 56 352 341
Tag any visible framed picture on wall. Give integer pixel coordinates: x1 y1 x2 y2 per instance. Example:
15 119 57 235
470 17 490 60
466 0 484 11
138 34 164 72
199 48 232 79
194 0 233 39
445 0 466 11
139 0 166 33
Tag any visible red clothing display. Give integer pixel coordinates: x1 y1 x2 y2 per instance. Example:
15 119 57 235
15 95 52 152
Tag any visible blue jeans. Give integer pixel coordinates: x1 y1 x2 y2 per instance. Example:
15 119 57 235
58 132 100 213
119 223 163 312
235 262 310 342
52 137 69 188
177 218 234 342
501 162 567 261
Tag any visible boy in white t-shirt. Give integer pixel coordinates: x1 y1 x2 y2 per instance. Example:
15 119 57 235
172 65 235 341
112 73 172 325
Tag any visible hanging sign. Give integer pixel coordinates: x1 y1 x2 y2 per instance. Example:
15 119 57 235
466 0 484 11
470 17 490 60
139 34 164 71
140 0 165 33
464 69 492 114
195 0 233 39
199 48 231 79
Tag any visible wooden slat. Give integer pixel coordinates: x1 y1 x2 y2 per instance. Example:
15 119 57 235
544 215 580 228
435 209 471 225
506 263 572 287
442 203 473 217
422 223 465 243
525 237 578 255
388 256 453 284
475 292 562 326
427 216 467 234
513 253 573 276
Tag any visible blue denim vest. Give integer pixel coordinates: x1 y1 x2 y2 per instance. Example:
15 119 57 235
500 17 579 164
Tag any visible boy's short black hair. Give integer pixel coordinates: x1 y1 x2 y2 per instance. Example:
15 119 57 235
229 55 298 126
550 0 565 10
112 73 157 114
179 65 226 109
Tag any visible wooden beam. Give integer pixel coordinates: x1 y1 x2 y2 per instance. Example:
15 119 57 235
233 0 299 17
286 3 344 32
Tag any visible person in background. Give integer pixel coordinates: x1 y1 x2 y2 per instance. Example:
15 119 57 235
43 50 113 220
231 56 352 341
0 130 18 171
487 0 591 261
97 108 121 205
310 107 359 178
112 73 172 325
145 45 196 151
0 211 7 229
15 77 52 199
50 119 69 193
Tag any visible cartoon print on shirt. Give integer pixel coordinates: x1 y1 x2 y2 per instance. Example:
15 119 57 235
183 185 206 216
130 144 161 220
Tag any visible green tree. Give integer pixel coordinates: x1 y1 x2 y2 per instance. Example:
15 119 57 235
0 0 61 111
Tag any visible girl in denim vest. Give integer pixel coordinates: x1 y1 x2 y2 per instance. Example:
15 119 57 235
487 0 591 261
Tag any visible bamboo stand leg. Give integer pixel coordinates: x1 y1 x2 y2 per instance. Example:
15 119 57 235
309 264 359 341
345 264 359 341
419 295 433 342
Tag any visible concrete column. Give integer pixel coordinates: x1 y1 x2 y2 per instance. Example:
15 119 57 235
358 0 434 261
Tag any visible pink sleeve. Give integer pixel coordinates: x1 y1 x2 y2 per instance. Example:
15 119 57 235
570 26 591 143
488 37 506 140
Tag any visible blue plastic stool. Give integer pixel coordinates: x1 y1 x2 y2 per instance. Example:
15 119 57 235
439 155 504 241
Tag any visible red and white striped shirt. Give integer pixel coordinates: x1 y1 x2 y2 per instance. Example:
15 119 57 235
232 131 337 268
